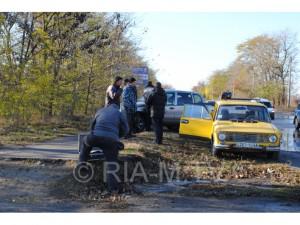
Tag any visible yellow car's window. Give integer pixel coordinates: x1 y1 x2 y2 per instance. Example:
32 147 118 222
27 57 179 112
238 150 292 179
183 104 211 119
216 105 270 122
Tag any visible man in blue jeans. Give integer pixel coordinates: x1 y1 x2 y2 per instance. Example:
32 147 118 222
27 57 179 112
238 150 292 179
79 103 128 194
122 77 137 138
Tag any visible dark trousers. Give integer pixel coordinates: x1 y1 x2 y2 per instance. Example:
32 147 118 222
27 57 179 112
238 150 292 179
125 107 135 135
145 109 152 131
79 134 119 192
152 117 164 144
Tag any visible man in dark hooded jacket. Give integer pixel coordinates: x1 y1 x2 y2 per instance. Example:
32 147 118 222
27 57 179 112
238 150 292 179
143 81 155 131
146 82 167 144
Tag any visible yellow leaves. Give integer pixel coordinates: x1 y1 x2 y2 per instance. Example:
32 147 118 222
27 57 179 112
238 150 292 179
0 13 4 21
198 32 296 104
206 70 230 99
237 35 276 53
32 27 52 50
33 27 49 40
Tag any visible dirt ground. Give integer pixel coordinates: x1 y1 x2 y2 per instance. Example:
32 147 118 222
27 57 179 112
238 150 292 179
1 158 300 212
1 131 300 212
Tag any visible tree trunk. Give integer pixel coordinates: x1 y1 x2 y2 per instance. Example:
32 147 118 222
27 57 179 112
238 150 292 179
85 75 92 115
48 59 61 117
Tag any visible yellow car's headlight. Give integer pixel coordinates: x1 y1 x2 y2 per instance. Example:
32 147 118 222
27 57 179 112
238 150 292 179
269 135 277 143
218 133 226 141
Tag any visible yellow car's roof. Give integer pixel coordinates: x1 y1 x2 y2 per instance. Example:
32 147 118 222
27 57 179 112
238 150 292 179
216 100 265 107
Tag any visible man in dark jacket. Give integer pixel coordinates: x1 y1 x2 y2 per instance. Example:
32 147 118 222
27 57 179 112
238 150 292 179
146 82 167 144
120 78 130 119
105 76 123 107
143 81 155 131
122 77 137 138
79 103 129 193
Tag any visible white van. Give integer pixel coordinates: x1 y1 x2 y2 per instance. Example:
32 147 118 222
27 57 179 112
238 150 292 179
253 98 275 120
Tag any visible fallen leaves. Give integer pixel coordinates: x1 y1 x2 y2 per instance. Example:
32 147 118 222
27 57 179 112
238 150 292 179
124 132 300 186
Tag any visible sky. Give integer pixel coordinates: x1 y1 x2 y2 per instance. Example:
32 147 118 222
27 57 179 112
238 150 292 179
132 13 300 91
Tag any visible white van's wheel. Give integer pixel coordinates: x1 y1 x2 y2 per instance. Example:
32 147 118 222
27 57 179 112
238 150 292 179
270 114 275 120
135 113 145 132
295 118 300 131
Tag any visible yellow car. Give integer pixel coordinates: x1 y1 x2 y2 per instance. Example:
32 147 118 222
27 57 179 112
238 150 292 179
179 100 282 158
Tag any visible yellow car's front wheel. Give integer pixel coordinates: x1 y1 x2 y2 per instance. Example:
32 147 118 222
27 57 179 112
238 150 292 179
211 138 221 157
267 151 280 160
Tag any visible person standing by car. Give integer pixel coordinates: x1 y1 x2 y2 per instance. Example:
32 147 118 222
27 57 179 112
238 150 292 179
79 102 129 194
120 78 130 116
122 77 137 138
105 76 123 107
146 82 167 144
143 81 155 131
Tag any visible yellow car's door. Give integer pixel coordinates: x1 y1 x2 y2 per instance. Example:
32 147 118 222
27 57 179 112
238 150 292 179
179 104 213 140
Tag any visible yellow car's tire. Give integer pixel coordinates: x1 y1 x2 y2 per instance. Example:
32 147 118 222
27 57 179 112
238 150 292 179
211 139 221 157
267 151 279 160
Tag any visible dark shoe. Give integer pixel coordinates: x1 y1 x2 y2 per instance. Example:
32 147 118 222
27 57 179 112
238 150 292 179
100 190 112 199
153 140 163 145
125 134 136 139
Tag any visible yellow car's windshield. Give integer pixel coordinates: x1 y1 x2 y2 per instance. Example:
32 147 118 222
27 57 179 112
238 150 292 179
216 105 270 123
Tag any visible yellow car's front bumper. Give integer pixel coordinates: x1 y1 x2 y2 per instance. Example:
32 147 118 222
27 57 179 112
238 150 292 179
214 143 281 152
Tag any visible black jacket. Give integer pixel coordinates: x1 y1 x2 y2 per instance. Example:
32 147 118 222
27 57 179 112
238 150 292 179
105 85 123 107
143 85 155 111
146 87 167 119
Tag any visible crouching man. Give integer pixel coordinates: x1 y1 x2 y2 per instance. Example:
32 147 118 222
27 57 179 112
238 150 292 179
79 102 129 194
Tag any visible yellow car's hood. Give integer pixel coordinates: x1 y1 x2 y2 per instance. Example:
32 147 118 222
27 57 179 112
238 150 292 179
214 121 278 134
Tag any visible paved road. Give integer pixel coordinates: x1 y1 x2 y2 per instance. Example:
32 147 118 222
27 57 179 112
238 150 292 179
272 112 300 167
0 135 79 160
0 112 300 167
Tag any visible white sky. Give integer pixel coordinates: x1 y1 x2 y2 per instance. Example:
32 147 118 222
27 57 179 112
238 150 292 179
133 13 300 92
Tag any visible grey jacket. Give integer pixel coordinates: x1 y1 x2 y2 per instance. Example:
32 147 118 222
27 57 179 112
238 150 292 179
90 104 129 141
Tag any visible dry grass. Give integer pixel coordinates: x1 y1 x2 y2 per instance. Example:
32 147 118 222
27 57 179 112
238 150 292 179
51 131 300 202
0 121 89 145
2 126 300 201
122 131 300 186
179 183 300 201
